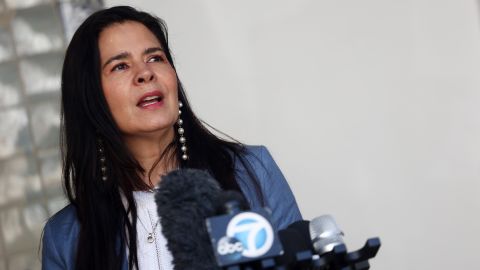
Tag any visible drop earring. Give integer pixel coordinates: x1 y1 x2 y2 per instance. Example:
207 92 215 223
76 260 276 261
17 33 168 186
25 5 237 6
178 101 188 160
97 137 108 181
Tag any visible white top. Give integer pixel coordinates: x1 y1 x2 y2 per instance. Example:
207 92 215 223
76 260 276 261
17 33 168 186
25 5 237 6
133 191 174 270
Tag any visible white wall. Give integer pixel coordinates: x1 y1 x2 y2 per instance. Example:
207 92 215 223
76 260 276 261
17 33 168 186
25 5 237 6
106 1 480 269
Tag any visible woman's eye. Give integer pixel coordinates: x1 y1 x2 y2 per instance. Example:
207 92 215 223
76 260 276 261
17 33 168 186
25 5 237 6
112 63 128 72
147 55 164 63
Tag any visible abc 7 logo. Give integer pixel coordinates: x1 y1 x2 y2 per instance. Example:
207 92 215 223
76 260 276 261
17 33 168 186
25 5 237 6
217 212 274 258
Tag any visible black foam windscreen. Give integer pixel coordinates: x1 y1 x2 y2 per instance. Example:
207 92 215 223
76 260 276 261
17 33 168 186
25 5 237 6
155 169 222 270
215 190 250 215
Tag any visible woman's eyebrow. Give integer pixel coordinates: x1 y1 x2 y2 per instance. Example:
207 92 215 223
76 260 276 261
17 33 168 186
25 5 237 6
144 47 163 55
103 51 130 69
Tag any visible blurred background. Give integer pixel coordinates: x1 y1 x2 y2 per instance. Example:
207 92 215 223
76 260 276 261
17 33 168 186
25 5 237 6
1 0 480 269
0 0 102 269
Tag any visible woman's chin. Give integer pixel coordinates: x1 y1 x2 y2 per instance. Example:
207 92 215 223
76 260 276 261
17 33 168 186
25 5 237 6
123 124 175 138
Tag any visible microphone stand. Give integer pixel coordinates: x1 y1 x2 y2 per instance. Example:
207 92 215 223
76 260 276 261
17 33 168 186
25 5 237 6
308 237 381 270
224 237 381 270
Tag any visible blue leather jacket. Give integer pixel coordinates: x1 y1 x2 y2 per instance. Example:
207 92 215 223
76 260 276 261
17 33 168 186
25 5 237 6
41 145 302 269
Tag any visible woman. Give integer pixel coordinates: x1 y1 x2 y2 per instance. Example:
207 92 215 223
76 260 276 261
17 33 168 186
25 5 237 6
42 5 301 270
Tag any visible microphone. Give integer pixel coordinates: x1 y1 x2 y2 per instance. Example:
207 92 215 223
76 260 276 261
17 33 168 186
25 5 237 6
278 216 381 270
206 191 381 270
276 224 312 268
155 169 223 270
285 220 315 252
308 215 381 270
206 190 284 269
309 215 345 255
155 169 381 269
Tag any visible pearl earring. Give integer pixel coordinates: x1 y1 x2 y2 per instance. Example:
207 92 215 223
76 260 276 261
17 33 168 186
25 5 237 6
97 138 107 181
178 101 188 160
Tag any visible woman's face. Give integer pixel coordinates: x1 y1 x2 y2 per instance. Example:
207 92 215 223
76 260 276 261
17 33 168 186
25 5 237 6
98 21 179 138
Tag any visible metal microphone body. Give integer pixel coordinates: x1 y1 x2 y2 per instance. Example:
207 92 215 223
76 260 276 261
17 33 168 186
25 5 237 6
309 215 345 255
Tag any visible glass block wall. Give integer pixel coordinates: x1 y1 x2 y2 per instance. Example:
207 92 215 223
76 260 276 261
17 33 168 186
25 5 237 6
0 1 102 269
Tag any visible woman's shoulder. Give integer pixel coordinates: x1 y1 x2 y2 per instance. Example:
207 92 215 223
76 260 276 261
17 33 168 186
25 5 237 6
236 144 278 176
44 204 79 241
235 145 303 230
42 203 79 269
46 203 79 229
242 144 266 153
241 144 266 156
237 144 269 166
236 144 286 184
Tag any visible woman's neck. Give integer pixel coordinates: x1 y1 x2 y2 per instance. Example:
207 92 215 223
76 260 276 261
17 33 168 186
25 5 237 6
124 128 177 187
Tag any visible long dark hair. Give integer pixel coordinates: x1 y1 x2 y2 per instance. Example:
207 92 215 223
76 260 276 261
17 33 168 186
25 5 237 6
61 5 263 270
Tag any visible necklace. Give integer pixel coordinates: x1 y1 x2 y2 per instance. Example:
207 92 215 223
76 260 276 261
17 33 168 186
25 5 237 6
146 209 163 269
137 209 160 243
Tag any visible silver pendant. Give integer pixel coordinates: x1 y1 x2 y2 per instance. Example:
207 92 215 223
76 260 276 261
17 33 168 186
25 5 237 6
147 233 154 243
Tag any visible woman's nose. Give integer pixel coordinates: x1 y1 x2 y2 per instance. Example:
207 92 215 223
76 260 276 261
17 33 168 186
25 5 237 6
135 65 155 84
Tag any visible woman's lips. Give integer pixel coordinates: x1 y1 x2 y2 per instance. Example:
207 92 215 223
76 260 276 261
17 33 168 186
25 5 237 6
137 90 164 109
